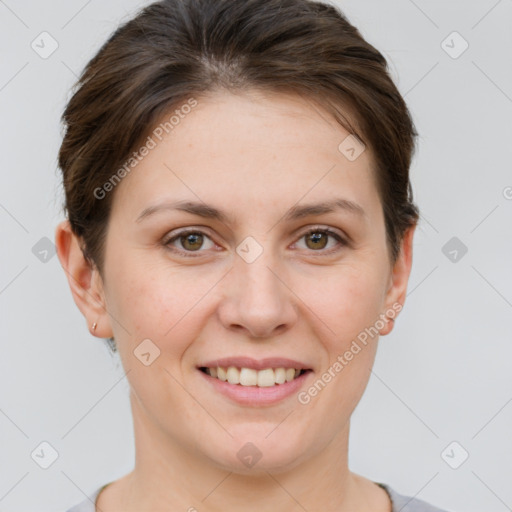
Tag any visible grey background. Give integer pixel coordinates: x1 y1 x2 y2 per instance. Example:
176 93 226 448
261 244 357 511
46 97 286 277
1 1 511 511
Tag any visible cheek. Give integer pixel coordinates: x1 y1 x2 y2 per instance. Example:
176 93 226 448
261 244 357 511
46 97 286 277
103 254 165 338
321 265 384 403
108 269 205 405
302 271 381 424
108 260 215 356
306 262 384 339
302 263 383 390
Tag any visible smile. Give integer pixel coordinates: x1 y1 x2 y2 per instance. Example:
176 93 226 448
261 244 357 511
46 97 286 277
199 366 310 387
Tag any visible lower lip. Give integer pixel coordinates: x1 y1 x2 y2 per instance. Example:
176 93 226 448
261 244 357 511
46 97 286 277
198 369 312 406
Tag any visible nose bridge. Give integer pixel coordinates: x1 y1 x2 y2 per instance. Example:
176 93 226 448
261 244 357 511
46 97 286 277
235 243 286 310
218 238 297 337
239 252 281 299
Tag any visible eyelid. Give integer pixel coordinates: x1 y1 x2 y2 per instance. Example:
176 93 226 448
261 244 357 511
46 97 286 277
162 224 348 257
162 226 218 257
292 225 348 253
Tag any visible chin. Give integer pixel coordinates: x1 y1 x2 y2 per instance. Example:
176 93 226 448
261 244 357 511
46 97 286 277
200 427 308 475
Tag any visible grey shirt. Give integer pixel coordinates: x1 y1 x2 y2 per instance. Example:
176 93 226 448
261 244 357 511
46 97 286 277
65 481 452 511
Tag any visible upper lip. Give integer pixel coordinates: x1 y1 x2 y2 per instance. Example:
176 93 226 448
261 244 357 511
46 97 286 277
198 357 312 371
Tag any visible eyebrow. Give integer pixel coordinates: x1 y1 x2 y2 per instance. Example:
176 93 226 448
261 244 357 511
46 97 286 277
135 198 366 224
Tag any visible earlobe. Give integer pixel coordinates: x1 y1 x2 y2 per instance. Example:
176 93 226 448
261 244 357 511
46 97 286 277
54 220 113 338
378 316 395 336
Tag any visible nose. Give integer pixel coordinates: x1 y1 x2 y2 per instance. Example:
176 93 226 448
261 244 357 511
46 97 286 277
217 249 298 339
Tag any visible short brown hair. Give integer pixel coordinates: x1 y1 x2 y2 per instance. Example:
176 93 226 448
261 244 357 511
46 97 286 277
58 0 419 276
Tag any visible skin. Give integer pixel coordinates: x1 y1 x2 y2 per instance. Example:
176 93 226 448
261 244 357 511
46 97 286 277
55 89 415 512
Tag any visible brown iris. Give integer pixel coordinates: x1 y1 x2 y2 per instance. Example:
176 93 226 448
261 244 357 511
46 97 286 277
305 231 328 250
180 232 204 251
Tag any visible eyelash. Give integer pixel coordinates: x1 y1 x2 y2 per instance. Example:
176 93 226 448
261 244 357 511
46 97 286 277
162 226 347 258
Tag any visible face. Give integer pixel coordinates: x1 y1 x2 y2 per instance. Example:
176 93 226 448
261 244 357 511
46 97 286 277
58 89 414 475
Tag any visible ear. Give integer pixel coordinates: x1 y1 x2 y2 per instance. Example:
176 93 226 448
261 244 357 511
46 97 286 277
55 220 113 338
379 223 417 336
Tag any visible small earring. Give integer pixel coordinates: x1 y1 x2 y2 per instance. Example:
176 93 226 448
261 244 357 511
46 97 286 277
92 322 97 332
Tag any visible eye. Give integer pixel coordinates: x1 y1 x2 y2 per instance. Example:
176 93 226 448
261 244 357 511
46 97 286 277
163 229 215 256
294 227 347 253
163 226 347 258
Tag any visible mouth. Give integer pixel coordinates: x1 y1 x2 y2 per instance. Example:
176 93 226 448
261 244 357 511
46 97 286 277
198 366 312 387
196 356 314 405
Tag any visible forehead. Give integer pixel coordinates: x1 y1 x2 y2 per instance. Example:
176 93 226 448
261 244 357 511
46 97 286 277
110 89 380 223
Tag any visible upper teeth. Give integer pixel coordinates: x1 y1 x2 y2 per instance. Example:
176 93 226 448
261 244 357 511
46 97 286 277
205 367 303 387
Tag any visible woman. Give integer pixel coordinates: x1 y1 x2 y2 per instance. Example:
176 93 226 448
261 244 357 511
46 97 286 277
56 0 451 510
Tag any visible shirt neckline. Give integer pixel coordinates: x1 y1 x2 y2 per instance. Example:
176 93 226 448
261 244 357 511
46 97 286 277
92 480 395 511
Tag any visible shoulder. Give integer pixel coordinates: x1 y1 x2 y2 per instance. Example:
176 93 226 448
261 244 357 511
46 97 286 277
64 484 106 512
377 482 453 512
